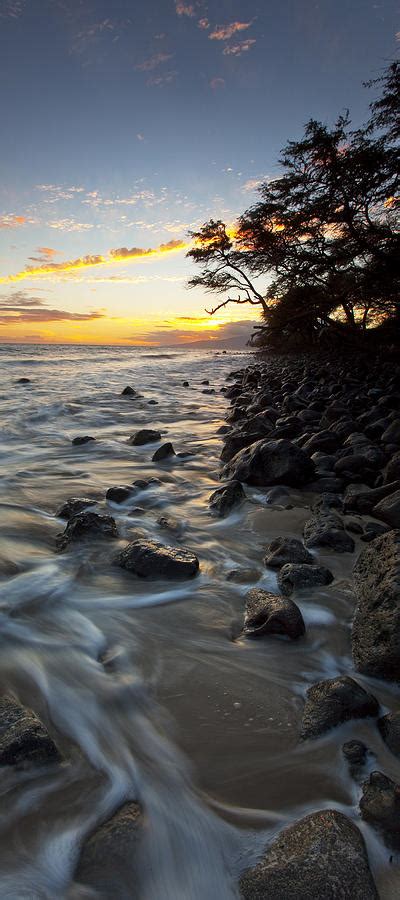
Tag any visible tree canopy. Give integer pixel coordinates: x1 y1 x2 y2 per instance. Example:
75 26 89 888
187 62 399 348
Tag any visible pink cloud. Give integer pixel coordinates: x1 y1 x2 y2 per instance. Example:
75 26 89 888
209 21 251 41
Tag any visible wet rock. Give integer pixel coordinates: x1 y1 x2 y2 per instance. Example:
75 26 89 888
345 518 364 535
16 377 31 384
243 589 305 640
182 381 189 387
352 530 400 680
56 497 95 520
72 435 95 446
201 379 209 385
152 442 176 461
373 489 400 528
360 771 400 848
133 477 160 490
0 696 61 767
378 712 400 757
148 399 158 405
156 515 183 535
116 539 199 579
223 438 315 487
278 563 333 595
226 567 259 583
265 537 313 569
344 480 400 514
312 493 344 514
382 420 400 445
301 676 379 740
74 802 142 898
56 512 118 551
303 431 342 454
121 385 137 396
361 521 390 542
202 388 215 394
239 809 378 900
220 429 267 463
209 480 245 517
129 429 161 446
106 486 134 504
303 513 355 553
342 739 368 767
384 452 400 483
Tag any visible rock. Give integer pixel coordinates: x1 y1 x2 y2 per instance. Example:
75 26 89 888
202 388 215 394
56 512 118 551
106 486 134 504
0 696 61 767
384 452 400 483
373 489 400 528
121 386 137 396
152 442 176 461
361 521 390 542
72 435 95 446
56 497 95 520
265 537 313 569
239 809 378 900
303 431 342 454
303 513 355 553
345 519 364 535
156 515 183 535
243 589 305 640
278 563 333 595
209 480 245 517
16 377 31 384
201 379 209 385
129 429 161 446
312 493 344 514
382 420 400 444
226 567 259 583
342 739 368 767
352 530 400 680
223 439 315 487
74 802 142 898
301 676 379 740
344 480 400 514
116 539 199 579
133 478 160 490
220 429 267 463
378 712 400 756
148 399 158 405
182 381 189 387
360 771 400 848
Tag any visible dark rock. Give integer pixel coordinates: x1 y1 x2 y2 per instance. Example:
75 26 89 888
243 589 305 640
226 567 259 583
373 489 400 528
116 539 199 579
0 696 61 767
201 379 209 385
182 381 189 387
133 478 160 490
220 429 267 463
223 439 315 487
202 388 215 394
152 442 176 461
74 802 142 898
342 739 368 767
382 420 400 445
360 771 400 848
344 480 400 514
209 480 245 517
303 431 342 454
345 518 364 535
352 530 400 680
129 429 161 446
265 537 313 569
148 399 158 405
239 809 378 900
56 497 95 520
361 521 390 542
278 563 333 595
121 386 137 396
106 486 134 504
16 377 31 384
384 452 400 483
301 676 379 740
378 712 400 757
72 435 95 446
156 515 183 535
56 512 118 551
303 513 355 553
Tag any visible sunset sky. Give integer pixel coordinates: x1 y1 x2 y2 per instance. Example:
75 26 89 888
0 0 398 345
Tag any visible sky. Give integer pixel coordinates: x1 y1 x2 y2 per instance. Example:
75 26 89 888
0 0 398 346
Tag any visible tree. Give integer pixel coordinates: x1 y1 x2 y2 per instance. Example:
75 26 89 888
187 63 399 347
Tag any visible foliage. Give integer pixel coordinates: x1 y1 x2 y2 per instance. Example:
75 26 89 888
187 63 399 348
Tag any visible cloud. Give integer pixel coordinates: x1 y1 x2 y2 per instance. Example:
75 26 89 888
198 17 209 29
209 21 251 41
222 39 256 56
28 247 60 263
48 219 94 232
135 52 174 72
175 2 196 17
136 133 145 141
146 70 177 88
0 290 47 308
0 239 188 284
242 177 264 192
0 0 26 19
0 214 27 229
134 318 256 346
0 308 105 324
209 77 225 90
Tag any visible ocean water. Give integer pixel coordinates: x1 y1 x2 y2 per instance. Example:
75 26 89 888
0 343 397 898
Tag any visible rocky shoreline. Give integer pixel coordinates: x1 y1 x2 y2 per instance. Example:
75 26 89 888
1 349 400 897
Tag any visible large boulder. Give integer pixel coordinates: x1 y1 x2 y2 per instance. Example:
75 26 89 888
360 772 400 848
223 439 315 487
0 696 61 767
209 480 245 517
116 539 199 579
75 802 142 898
352 530 400 680
300 676 379 740
303 513 355 553
378 711 400 757
345 480 400 514
56 497 95 520
278 563 333 596
373 489 400 528
264 537 313 569
243 589 305 640
239 809 378 899
56 512 118 551
129 429 161 445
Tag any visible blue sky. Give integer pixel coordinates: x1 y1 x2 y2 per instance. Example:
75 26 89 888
0 0 398 343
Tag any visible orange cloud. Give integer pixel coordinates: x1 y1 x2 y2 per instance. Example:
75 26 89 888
222 39 256 56
0 239 188 284
175 2 196 17
0 214 27 229
209 21 251 41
